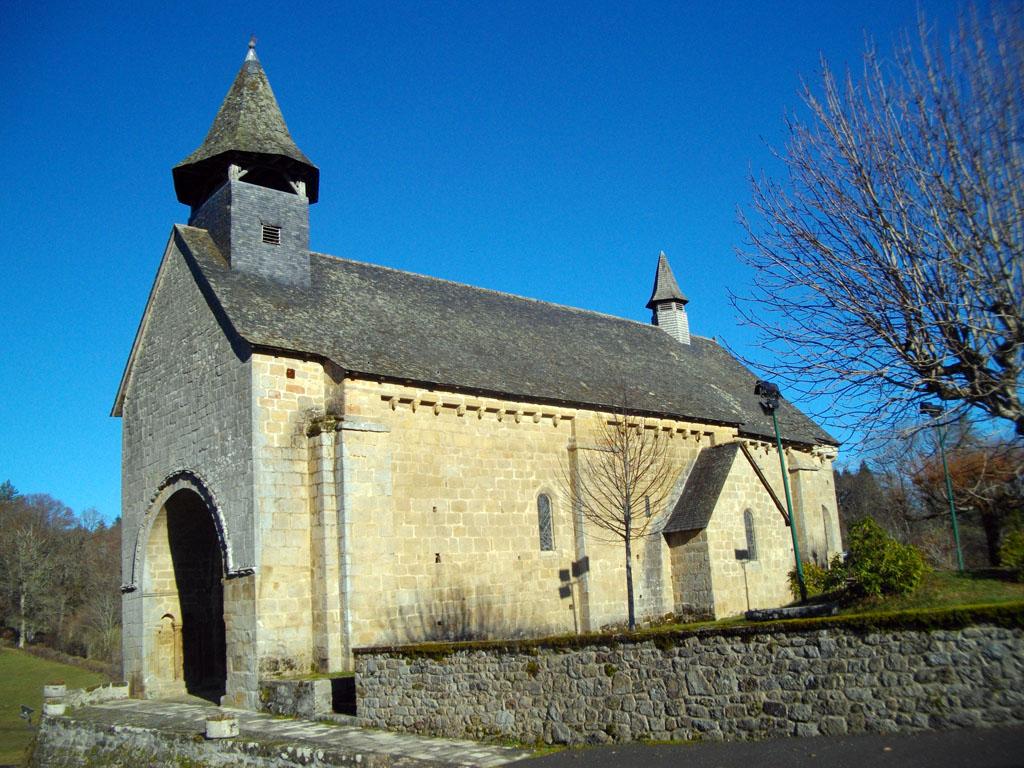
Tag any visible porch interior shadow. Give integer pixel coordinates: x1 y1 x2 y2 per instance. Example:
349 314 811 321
166 489 227 703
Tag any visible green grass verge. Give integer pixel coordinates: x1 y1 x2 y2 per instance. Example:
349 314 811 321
839 570 1024 615
0 647 109 766
262 670 355 682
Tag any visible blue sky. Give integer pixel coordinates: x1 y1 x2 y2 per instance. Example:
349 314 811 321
0 1 964 521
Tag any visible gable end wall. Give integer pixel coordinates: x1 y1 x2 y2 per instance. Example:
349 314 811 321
120 241 255 693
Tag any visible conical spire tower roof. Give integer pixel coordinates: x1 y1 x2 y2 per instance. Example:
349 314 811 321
646 251 688 309
173 40 319 207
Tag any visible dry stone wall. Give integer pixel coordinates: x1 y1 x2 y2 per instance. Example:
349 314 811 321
355 620 1024 745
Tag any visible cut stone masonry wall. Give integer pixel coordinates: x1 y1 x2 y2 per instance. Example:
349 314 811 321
120 237 256 704
259 678 333 719
355 621 1024 745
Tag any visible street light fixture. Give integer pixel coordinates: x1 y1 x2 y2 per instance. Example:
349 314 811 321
920 403 965 573
755 380 807 602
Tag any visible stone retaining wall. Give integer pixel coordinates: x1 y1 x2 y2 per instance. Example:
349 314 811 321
355 621 1024 745
30 716 387 768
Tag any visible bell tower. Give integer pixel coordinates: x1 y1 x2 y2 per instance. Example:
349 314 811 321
172 39 319 287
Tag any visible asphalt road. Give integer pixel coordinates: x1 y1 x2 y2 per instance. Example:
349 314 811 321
514 726 1024 767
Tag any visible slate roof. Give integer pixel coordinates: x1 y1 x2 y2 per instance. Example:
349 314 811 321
646 251 688 308
661 443 740 533
172 46 319 206
170 226 836 447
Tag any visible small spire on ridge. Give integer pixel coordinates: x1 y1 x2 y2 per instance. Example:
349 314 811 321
646 250 687 309
646 250 691 344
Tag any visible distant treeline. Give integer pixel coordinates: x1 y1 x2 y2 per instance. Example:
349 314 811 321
0 481 121 670
835 423 1023 570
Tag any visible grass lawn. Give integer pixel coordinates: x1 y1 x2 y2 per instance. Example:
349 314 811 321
630 570 1024 637
0 647 109 766
840 570 1024 616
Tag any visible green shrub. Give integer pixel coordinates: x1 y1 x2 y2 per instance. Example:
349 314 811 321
788 562 825 600
788 555 846 600
845 518 927 597
999 529 1024 581
788 520 926 601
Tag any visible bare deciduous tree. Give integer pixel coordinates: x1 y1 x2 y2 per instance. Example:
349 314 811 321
840 420 1024 569
0 497 64 647
0 486 123 665
734 7 1024 440
572 407 678 630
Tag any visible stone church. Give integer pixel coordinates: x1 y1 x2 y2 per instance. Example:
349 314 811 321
114 43 841 708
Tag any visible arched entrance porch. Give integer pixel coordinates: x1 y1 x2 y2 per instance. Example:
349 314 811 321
143 487 227 702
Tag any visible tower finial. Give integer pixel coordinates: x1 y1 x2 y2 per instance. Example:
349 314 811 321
246 35 258 61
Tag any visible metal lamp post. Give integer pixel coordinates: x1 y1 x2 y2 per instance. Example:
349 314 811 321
755 380 807 602
920 403 965 573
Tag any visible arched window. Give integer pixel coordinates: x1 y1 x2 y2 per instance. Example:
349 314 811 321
743 509 758 561
537 494 554 551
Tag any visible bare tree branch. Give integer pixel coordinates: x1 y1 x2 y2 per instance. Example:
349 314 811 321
733 6 1024 442
570 398 680 630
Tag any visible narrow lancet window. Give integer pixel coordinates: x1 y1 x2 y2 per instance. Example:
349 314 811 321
744 509 758 561
537 494 554 551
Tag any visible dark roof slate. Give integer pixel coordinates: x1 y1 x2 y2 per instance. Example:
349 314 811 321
174 226 836 446
179 50 312 168
173 48 319 205
662 443 740 533
646 251 687 308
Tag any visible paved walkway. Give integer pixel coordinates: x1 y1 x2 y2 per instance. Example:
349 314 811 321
67 699 530 768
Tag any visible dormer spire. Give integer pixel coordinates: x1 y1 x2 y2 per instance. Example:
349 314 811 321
646 251 690 344
172 41 319 210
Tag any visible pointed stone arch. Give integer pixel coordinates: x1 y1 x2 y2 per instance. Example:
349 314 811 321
124 469 249 593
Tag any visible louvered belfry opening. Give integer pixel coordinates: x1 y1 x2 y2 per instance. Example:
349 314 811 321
261 224 282 245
